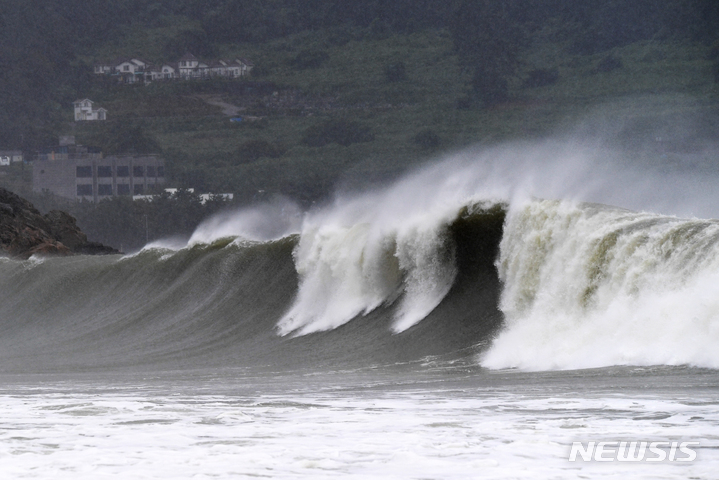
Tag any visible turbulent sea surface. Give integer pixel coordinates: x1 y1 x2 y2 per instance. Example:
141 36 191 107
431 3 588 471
2 141 719 478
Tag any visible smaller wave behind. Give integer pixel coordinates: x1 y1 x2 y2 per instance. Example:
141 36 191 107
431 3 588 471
481 199 719 371
189 197 303 245
127 198 304 258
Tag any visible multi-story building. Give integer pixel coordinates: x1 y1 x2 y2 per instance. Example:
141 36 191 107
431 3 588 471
33 143 165 202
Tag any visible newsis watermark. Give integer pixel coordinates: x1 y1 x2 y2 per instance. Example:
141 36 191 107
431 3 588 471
568 441 699 462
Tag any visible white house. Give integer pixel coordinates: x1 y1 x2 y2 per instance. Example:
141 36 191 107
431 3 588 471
178 53 199 70
115 58 148 74
146 64 177 81
208 59 252 78
235 58 254 75
177 53 211 79
94 63 113 74
178 53 199 78
93 53 253 83
0 150 23 166
209 60 229 77
73 99 107 121
113 58 149 83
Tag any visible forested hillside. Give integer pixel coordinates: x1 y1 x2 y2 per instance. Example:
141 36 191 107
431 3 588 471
2 0 717 148
1 0 718 249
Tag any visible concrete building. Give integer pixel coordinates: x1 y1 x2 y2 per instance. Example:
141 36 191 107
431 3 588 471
33 144 165 202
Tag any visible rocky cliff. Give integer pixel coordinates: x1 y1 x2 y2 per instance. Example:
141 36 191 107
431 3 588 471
0 188 118 259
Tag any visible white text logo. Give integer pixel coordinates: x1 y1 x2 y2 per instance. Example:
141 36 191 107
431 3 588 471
568 441 698 462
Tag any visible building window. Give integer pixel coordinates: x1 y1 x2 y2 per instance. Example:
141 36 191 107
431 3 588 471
147 166 156 177
77 184 93 196
117 166 129 177
117 184 130 195
76 166 92 178
133 166 144 177
157 166 165 177
123 65 129 71
98 184 112 196
134 184 144 195
97 166 112 177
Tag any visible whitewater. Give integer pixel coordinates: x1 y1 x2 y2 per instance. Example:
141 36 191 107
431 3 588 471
1 138 719 478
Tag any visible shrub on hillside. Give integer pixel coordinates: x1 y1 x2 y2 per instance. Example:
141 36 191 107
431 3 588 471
708 40 719 60
325 26 364 46
523 68 559 88
163 29 216 59
413 128 441 149
710 41 719 83
593 55 623 73
93 124 162 155
385 62 407 83
302 119 374 147
472 71 510 107
291 49 330 69
237 140 285 162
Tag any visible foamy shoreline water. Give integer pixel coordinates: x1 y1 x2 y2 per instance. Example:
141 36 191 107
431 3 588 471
1 367 717 479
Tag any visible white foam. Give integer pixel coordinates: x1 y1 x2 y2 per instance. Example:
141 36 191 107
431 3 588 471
278 137 719 337
2 380 717 479
276 173 480 335
275 208 459 335
482 199 719 370
122 198 304 258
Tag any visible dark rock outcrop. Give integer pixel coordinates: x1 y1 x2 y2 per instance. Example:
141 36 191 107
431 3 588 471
0 188 118 259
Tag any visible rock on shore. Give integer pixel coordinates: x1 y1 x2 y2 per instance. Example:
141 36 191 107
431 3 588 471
0 188 118 259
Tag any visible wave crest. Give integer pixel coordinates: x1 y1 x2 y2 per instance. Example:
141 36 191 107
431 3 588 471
482 199 719 370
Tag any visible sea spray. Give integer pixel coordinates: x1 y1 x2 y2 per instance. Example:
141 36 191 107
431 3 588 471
481 199 719 370
188 197 303 245
274 137 719 337
276 198 459 335
276 221 403 335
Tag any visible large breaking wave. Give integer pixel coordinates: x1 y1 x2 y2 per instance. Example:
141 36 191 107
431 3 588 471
2 140 719 373
482 200 719 370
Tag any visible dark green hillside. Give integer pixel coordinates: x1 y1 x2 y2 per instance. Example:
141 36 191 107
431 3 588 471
1 0 718 249
71 31 718 201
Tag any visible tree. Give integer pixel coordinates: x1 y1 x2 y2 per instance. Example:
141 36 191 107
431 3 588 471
0 0 75 148
96 123 162 155
163 28 216 60
449 0 523 107
302 119 374 147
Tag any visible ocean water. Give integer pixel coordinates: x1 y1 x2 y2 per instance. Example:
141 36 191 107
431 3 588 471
2 367 718 479
2 141 719 478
